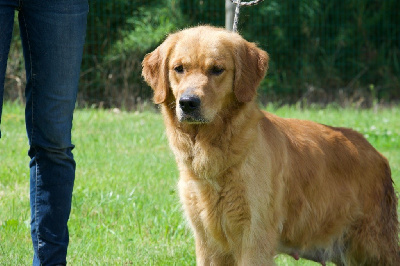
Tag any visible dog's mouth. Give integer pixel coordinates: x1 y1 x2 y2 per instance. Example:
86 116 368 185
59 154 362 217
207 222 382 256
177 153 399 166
178 113 209 124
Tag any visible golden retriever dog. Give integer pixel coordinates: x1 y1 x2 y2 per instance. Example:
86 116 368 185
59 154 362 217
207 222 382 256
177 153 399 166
142 26 399 265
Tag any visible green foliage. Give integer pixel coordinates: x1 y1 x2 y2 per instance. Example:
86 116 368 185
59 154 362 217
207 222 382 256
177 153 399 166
239 0 400 103
80 0 184 109
179 0 225 26
4 0 400 107
80 0 399 106
1 103 399 264
111 6 182 56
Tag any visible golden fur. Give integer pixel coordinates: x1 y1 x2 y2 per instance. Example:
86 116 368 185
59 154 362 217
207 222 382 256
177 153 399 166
142 26 399 265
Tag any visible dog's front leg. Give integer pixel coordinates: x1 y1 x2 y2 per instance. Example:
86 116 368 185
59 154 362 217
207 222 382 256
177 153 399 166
194 233 235 266
235 229 277 266
237 251 275 266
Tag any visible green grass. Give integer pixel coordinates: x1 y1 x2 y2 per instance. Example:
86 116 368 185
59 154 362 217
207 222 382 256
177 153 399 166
0 101 399 265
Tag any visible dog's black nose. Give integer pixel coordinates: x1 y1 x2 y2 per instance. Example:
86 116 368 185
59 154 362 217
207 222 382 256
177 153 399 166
179 95 201 113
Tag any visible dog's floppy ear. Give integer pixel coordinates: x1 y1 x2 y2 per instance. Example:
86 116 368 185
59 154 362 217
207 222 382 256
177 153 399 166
234 41 269 103
142 38 175 104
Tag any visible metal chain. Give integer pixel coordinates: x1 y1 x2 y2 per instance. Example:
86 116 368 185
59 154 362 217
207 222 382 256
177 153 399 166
230 0 264 32
230 0 264 7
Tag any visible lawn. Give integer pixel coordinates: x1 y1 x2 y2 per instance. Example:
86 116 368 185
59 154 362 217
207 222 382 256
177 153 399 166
0 101 399 265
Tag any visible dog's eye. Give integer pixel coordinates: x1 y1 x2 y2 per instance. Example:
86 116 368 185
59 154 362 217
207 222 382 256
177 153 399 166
210 66 224 76
174 65 184 74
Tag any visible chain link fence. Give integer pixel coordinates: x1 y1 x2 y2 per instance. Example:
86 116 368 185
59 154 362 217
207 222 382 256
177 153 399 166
5 0 400 108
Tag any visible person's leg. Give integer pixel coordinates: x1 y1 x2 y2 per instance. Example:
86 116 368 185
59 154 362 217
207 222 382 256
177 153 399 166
0 0 18 138
18 0 88 265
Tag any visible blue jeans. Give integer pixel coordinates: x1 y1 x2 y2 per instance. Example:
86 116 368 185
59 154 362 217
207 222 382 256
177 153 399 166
0 0 88 265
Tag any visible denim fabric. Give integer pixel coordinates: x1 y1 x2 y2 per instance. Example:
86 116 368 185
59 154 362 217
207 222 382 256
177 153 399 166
0 0 88 265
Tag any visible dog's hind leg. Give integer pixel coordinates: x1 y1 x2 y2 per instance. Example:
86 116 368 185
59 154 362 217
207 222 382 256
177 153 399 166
342 161 400 265
344 199 399 264
345 220 400 265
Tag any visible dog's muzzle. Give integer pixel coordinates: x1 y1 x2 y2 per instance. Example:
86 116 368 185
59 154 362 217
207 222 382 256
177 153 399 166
178 94 205 123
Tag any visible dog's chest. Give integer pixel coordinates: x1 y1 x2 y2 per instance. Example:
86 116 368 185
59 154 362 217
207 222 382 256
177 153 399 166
180 177 250 250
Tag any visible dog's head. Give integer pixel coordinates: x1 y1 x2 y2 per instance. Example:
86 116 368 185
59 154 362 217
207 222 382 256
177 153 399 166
142 26 269 124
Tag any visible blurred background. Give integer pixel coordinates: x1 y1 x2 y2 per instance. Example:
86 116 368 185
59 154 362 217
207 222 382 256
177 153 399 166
4 0 400 109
